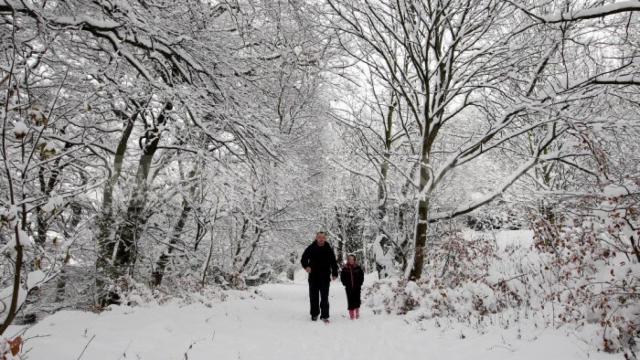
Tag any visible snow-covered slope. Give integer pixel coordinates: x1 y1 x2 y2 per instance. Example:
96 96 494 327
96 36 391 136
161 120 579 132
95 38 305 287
12 279 616 360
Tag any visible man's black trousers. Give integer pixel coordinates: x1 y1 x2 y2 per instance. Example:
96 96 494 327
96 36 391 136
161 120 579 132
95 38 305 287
309 279 330 319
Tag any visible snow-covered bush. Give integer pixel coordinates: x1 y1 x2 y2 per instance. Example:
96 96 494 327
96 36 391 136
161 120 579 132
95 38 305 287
531 183 640 353
106 275 228 308
366 185 639 354
464 199 525 231
158 276 228 306
366 230 517 321
12 121 28 140
367 277 505 321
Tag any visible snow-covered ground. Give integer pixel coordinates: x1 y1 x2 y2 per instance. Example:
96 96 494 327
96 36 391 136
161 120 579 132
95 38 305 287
12 270 617 360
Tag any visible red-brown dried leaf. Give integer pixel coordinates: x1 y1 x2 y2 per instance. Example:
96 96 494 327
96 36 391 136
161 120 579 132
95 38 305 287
9 336 22 356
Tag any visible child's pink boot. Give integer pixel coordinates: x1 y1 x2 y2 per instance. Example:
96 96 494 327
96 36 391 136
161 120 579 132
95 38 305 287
349 309 355 320
355 308 360 319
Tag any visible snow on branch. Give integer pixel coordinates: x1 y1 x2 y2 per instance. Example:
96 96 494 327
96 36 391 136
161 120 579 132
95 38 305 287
427 150 568 223
1 0 212 84
539 1 640 23
1 1 120 29
0 270 54 320
593 74 640 85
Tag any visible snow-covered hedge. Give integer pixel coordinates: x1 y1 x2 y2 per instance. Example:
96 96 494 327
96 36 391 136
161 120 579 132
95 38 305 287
107 275 228 308
366 230 529 321
365 218 639 354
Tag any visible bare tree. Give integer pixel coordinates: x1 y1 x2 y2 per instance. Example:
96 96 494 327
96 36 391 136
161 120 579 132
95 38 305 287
327 0 640 280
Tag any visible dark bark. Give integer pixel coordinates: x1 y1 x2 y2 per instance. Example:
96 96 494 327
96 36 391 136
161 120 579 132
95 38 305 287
111 127 160 275
56 201 83 302
408 98 437 281
35 142 69 247
376 97 395 222
0 225 24 335
374 96 396 277
151 198 191 286
151 167 198 286
233 218 250 262
95 110 138 303
234 196 268 275
408 112 439 280
107 102 171 288
409 195 429 281
629 234 640 263
408 14 452 281
334 207 345 265
96 103 170 305
238 228 264 273
193 220 206 251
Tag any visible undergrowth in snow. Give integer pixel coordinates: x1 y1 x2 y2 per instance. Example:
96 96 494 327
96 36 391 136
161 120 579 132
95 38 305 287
105 275 231 308
10 280 619 360
365 229 639 357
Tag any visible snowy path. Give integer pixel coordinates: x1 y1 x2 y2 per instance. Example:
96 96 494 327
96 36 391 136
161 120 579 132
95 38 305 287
16 280 614 360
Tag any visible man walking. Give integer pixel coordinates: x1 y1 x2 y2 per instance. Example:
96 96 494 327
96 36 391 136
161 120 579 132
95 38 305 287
301 231 339 322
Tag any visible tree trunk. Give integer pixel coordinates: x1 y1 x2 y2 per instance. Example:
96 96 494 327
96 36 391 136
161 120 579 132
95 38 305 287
409 196 429 281
374 98 396 277
97 102 169 305
408 23 449 280
56 201 82 302
396 170 417 273
334 208 345 265
201 227 216 287
0 227 23 335
151 166 196 286
409 118 436 281
238 228 264 274
35 145 67 248
95 111 137 304
111 127 160 277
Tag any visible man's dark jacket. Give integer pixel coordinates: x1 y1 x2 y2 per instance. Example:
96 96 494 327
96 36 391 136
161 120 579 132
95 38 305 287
301 241 339 282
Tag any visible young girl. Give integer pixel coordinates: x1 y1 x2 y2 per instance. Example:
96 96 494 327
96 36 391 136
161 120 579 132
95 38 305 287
340 254 365 320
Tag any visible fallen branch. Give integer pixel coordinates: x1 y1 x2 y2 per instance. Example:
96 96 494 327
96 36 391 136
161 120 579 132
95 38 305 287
76 334 96 360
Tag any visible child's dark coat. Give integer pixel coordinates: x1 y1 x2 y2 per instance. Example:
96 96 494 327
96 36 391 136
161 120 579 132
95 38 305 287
340 264 364 310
